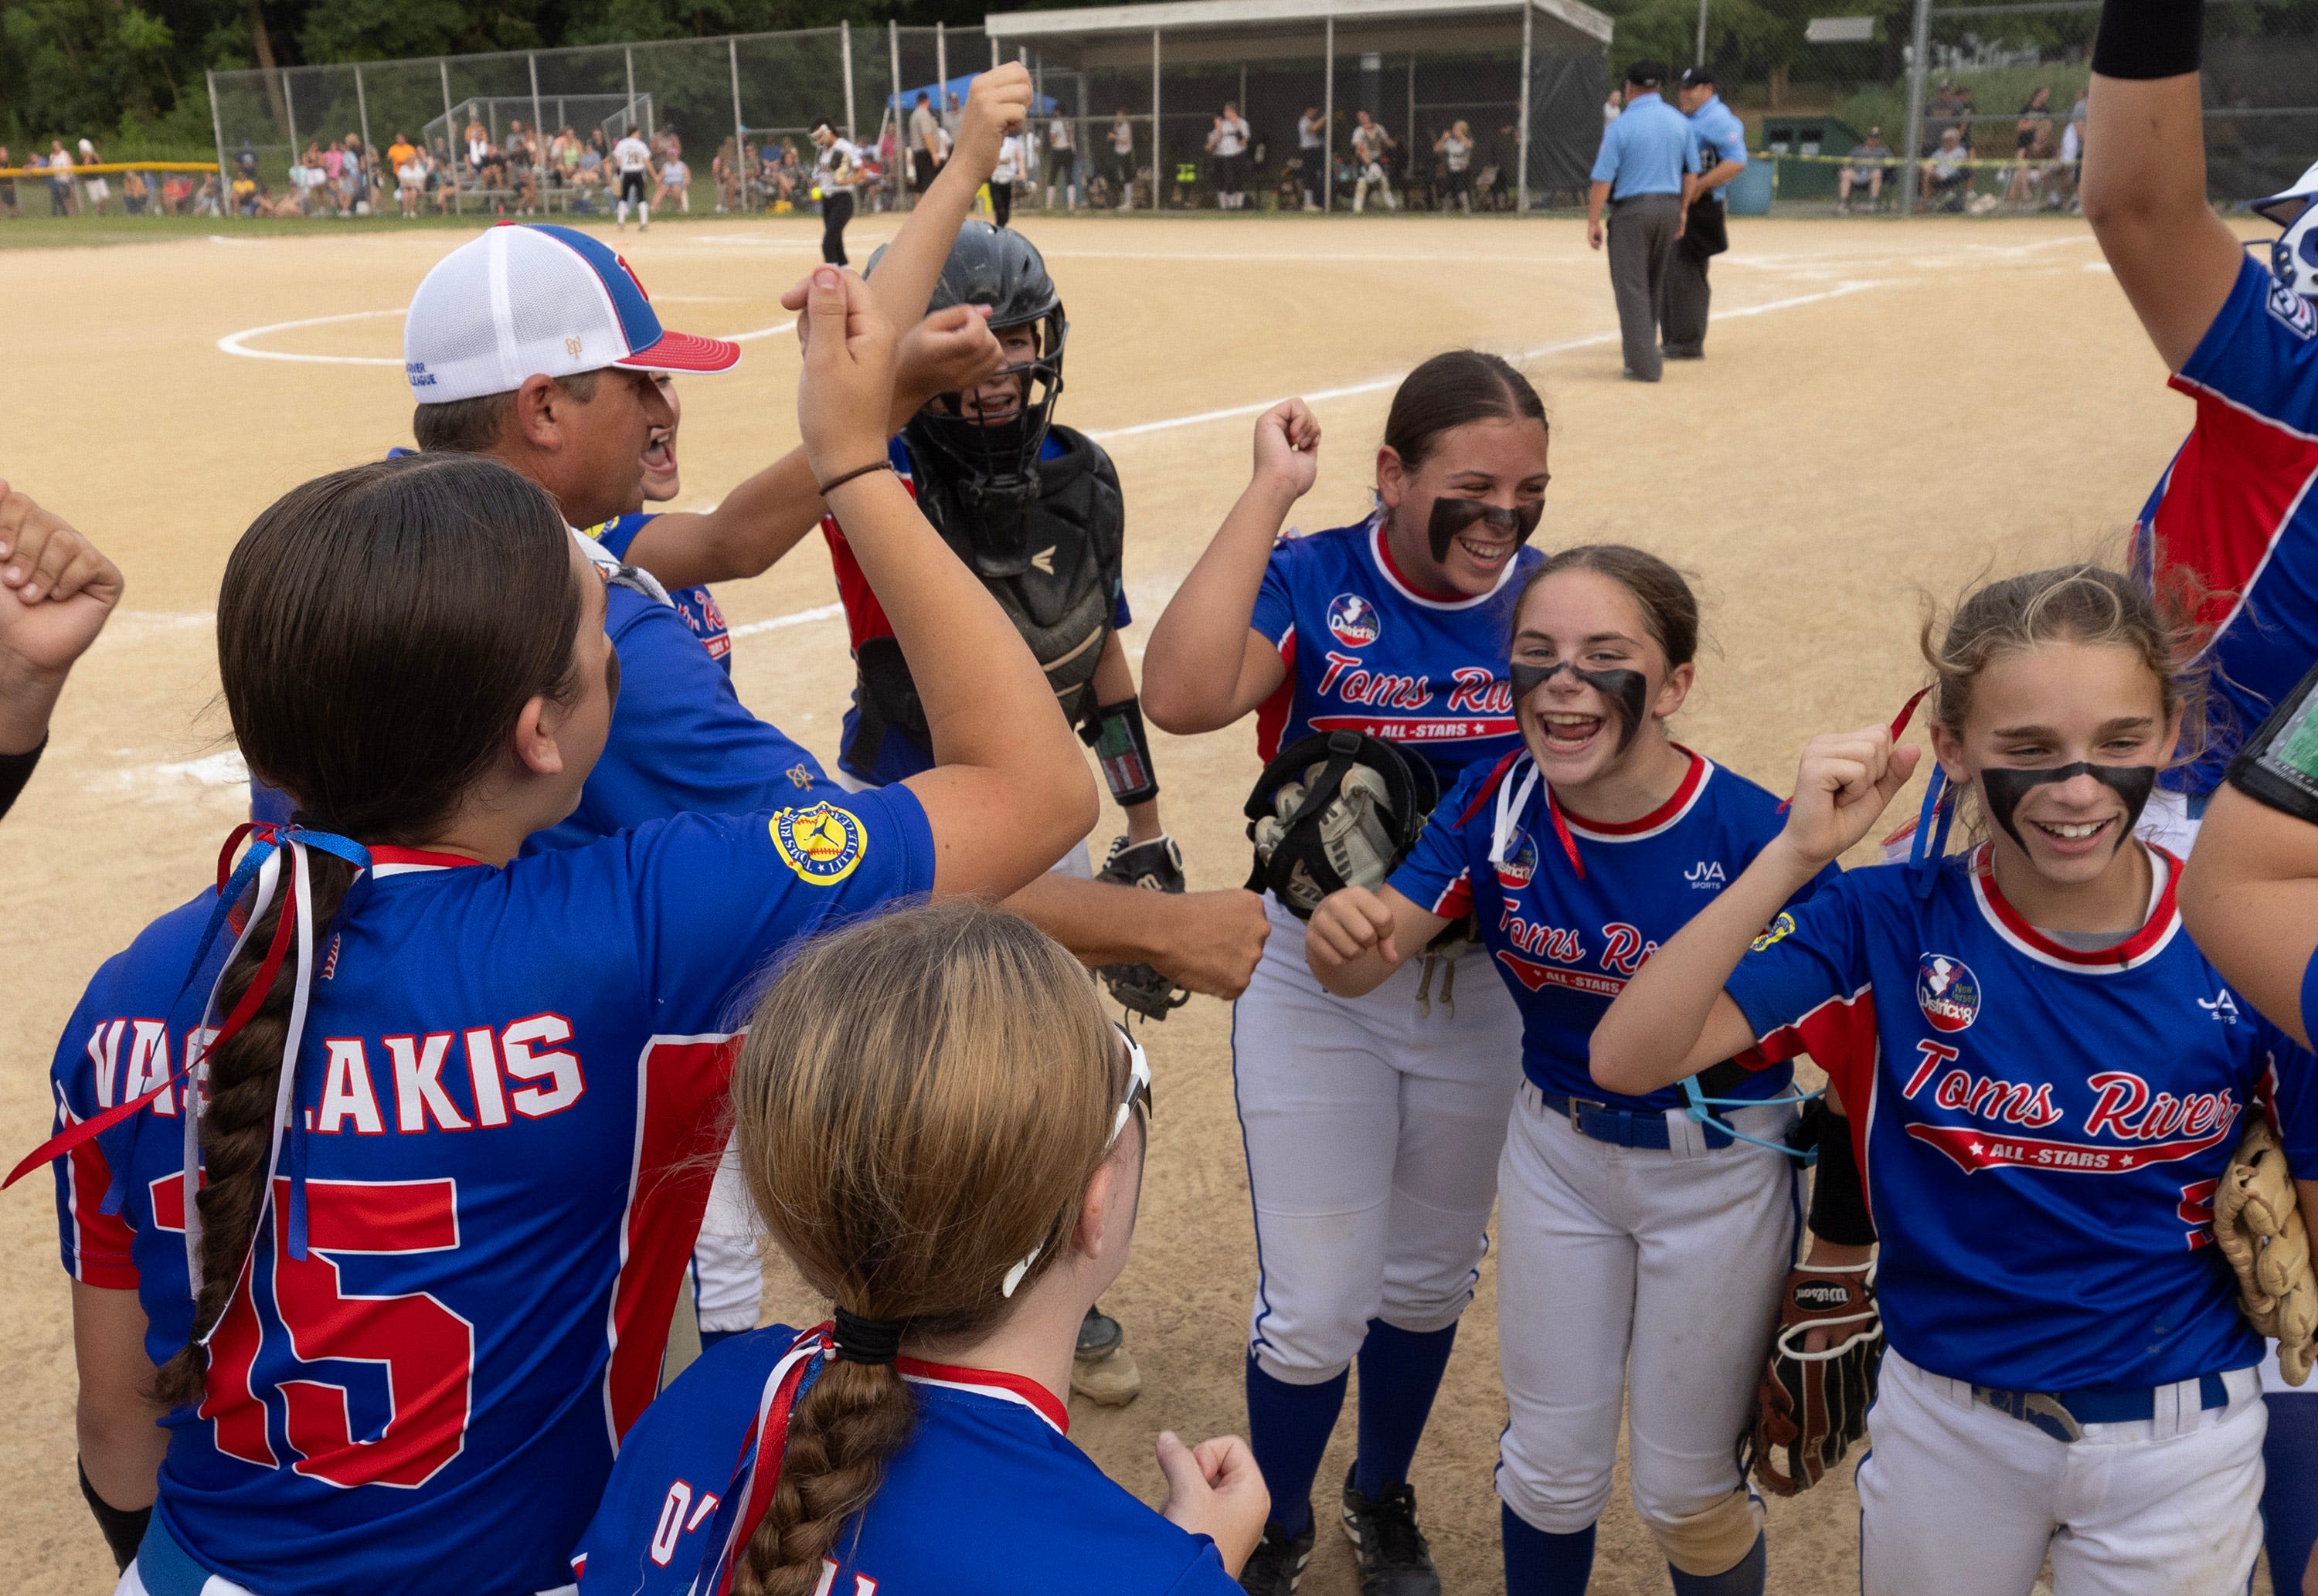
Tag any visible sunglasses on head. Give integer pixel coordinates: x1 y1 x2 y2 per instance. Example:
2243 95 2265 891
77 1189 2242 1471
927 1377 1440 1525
1001 1024 1153 1299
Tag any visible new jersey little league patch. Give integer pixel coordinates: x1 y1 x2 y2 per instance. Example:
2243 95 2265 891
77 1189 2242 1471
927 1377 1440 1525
770 803 867 884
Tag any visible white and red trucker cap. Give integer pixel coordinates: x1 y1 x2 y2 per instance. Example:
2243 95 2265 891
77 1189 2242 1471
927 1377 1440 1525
404 222 739 403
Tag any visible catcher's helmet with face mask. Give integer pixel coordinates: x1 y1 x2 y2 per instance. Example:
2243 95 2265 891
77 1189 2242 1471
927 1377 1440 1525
868 222 1069 578
2253 158 2318 304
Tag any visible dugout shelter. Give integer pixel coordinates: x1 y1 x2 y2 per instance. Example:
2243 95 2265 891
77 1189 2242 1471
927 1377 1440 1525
984 0 1613 212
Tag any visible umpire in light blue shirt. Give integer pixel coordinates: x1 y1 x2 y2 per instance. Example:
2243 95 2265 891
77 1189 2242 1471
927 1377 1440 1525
1666 64 1749 358
1588 59 1698 382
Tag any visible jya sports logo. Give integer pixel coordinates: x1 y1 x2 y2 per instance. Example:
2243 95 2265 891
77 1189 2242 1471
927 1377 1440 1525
1685 861 1726 890
1326 593 1382 648
2200 989 2241 1025
1916 954 1981 1033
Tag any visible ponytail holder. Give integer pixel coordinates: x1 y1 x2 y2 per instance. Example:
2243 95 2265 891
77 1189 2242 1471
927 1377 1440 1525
831 1305 906 1366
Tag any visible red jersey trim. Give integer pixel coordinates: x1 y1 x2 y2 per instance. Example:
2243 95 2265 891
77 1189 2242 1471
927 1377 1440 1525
1366 519 1518 610
368 846 485 877
601 1032 743 1445
1255 627 1297 763
898 1356 1070 1435
2154 373 2318 646
62 1102 138 1288
1559 751 1711 840
1968 842 2184 972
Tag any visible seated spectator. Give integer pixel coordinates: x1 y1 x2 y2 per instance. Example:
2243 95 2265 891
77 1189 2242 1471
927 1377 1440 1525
160 173 191 215
652 151 686 213
1920 125 1971 211
575 141 603 209
397 147 427 216
386 130 416 178
122 168 148 216
192 174 222 216
466 118 490 176
430 136 457 210
2005 87 2055 207
0 147 18 219
713 136 738 212
231 174 259 216
1837 125 1895 211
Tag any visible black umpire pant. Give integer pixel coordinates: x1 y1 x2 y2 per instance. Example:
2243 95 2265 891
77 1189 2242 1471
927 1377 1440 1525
821 189 854 264
1663 195 1728 357
1606 192 1681 381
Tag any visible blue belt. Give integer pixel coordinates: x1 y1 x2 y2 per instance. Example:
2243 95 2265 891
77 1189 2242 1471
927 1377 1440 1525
1538 1089 1732 1151
1973 1372 2230 1443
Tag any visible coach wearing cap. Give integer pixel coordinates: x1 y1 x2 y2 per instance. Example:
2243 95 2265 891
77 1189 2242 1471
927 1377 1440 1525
1665 65 1748 361
1588 59 1698 382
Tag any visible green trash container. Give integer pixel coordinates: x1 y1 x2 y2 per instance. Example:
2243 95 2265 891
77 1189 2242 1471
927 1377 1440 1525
1725 157 1773 215
1759 115 1863 201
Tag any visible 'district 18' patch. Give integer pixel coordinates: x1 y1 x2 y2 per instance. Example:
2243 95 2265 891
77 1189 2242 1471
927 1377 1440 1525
770 803 867 885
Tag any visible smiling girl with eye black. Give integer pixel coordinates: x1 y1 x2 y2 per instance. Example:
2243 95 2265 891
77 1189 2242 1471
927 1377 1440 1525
1305 546 1835 1596
1592 565 2318 1596
1144 351 1552 1596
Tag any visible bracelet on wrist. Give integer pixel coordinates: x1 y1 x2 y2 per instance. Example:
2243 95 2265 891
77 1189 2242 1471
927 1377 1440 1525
817 460 897 497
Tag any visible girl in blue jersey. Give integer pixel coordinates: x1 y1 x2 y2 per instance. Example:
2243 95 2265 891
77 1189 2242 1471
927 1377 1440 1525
1306 545 1831 1596
54 266 1100 1596
575 899 1267 1595
1144 353 1550 1595
1596 565 2318 1596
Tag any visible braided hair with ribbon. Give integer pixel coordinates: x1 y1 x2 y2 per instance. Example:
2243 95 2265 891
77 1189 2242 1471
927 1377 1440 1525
76 455 585 1406
715 901 1140 1596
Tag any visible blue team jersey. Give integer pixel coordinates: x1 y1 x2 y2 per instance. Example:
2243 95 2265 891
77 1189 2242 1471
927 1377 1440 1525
576 1325 1239 1596
51 797 934 1596
2136 254 2318 798
1684 93 1747 194
1250 516 1543 792
584 513 733 674
1722 844 2318 1392
826 433 1133 786
1390 747 1831 1108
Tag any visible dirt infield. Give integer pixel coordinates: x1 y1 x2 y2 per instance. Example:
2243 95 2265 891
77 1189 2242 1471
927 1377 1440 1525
0 211 2272 1594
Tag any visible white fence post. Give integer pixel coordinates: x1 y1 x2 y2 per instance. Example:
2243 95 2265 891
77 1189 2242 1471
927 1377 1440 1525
729 37 747 212
1898 0 1933 213
1323 17 1334 212
841 22 858 141
1517 0 1533 212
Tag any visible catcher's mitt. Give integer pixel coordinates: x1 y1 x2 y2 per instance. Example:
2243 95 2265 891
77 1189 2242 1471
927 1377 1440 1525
1747 1261 1884 1496
1097 834 1191 1021
2214 1117 2314 1385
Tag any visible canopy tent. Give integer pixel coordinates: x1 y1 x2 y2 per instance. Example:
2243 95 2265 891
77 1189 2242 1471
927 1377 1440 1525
984 0 1612 210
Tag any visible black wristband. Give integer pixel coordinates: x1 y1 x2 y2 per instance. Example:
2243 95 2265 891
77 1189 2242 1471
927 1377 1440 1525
816 460 896 497
1808 1111 1878 1247
0 735 45 823
79 1458 150 1574
2091 0 2204 80
1086 697 1161 808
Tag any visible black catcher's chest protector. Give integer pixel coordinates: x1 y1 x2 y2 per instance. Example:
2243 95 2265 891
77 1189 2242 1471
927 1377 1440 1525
846 425 1127 771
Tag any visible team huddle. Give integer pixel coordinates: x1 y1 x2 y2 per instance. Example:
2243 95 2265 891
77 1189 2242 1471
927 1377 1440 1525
10 0 2318 1593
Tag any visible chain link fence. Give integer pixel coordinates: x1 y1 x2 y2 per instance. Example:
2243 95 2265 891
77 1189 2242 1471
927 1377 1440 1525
206 25 989 219
1646 0 2317 215
194 1 2318 222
